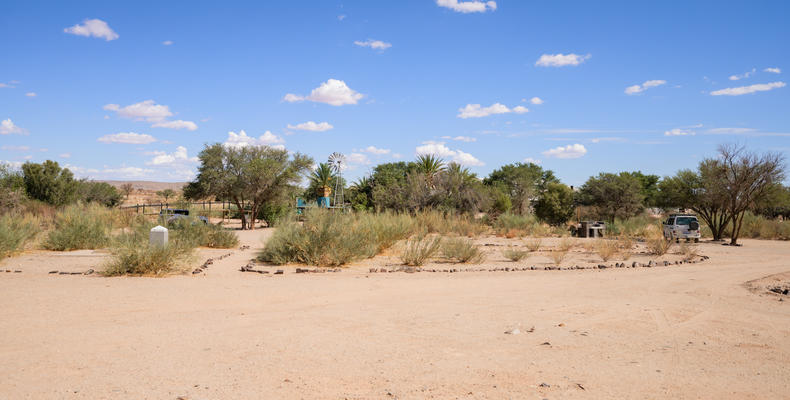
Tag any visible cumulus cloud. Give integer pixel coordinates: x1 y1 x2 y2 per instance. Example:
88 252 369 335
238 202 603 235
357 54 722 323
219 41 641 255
103 100 198 130
764 67 781 74
542 143 587 159
436 0 497 13
287 121 333 132
457 103 528 118
535 53 590 67
664 128 696 136
706 127 758 134
0 118 27 135
710 81 786 96
441 135 477 142
625 80 667 95
729 68 756 81
523 157 541 164
25 92 36 97
362 146 390 155
283 79 363 106
415 141 484 166
59 153 71 158
347 153 371 165
223 130 285 149
146 146 198 166
97 132 157 144
1 145 30 151
151 120 198 131
354 39 392 50
530 97 543 105
64 19 118 41
162 40 173 46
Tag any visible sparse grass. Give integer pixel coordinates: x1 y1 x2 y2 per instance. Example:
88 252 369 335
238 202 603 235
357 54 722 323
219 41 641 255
400 235 443 266
491 213 541 236
0 214 40 259
594 239 619 262
167 218 239 249
557 237 575 252
441 237 485 263
43 203 112 251
549 250 567 265
502 246 530 262
525 238 542 252
677 243 699 261
609 214 660 238
103 240 194 276
645 229 673 256
359 212 414 251
414 211 488 237
618 236 634 260
736 212 790 240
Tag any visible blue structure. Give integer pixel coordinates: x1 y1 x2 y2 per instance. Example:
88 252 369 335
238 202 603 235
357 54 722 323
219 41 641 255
317 197 331 208
296 198 306 215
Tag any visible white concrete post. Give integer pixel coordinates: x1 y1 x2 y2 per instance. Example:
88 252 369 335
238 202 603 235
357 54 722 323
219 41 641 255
150 225 169 247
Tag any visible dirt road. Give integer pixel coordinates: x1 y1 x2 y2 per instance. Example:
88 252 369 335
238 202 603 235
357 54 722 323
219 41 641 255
1 232 788 399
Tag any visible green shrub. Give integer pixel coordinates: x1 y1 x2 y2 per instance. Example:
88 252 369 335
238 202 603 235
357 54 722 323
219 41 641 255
400 235 443 266
608 214 659 238
525 238 542 252
490 213 541 236
359 212 414 251
167 218 239 249
103 240 194 276
414 211 488 237
43 204 112 250
0 214 40 259
502 246 529 262
441 237 485 263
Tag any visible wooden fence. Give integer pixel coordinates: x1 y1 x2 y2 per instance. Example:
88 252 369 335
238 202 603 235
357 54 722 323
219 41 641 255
119 201 252 223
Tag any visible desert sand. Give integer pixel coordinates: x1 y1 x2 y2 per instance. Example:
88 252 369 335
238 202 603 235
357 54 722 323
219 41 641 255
1 231 789 399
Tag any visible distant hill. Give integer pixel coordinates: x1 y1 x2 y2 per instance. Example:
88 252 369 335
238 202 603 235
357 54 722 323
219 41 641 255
100 181 186 191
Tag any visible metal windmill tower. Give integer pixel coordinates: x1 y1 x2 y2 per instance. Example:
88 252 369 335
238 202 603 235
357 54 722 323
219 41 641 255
327 152 346 208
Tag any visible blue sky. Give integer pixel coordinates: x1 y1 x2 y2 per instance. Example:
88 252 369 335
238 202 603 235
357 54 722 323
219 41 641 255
1 0 788 186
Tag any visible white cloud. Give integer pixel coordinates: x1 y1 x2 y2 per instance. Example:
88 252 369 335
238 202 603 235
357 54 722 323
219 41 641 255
283 79 363 106
441 135 477 142
1 160 23 169
286 121 333 132
59 153 71 158
436 0 496 13
535 53 590 67
523 157 541 164
354 39 392 50
729 68 756 81
457 103 528 118
64 19 118 41
338 15 346 21
706 127 757 134
764 67 781 74
25 92 36 97
362 146 391 155
223 130 285 149
98 132 157 144
100 166 153 179
103 100 197 130
664 128 696 136
542 143 587 159
347 153 371 165
0 83 9 88
146 146 198 166
530 97 543 105
415 141 484 166
0 118 27 135
710 81 786 96
162 40 173 46
625 80 667 95
151 120 198 131
392 153 403 159
1 145 30 151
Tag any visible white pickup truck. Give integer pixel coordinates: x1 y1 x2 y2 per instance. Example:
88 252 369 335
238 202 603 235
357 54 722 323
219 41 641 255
663 214 701 243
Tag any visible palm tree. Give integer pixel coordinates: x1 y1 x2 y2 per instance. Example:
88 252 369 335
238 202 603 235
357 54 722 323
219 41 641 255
446 162 477 183
310 163 335 197
415 154 446 188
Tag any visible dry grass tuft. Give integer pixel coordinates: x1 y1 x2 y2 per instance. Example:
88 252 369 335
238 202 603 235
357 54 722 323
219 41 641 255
502 246 530 262
594 239 620 262
442 237 485 263
525 238 542 252
549 250 567 265
401 235 443 266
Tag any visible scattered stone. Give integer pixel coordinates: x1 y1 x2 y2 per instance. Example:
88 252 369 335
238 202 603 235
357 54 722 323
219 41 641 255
647 260 655 267
540 341 551 346
369 268 378 273
663 261 670 266
632 261 639 268
14 270 22 273
598 264 607 269
58 272 69 275
404 267 416 273
526 326 535 333
576 383 586 390
274 270 284 275
504 328 520 335
192 269 202 274
539 382 550 388
84 269 94 275
49 270 58 274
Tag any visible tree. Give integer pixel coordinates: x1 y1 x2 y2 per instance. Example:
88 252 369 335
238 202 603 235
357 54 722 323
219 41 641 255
79 181 122 207
186 143 312 230
625 171 661 208
156 189 175 202
577 172 645 221
415 154 445 188
714 144 785 245
658 166 731 241
534 183 575 226
120 183 134 199
753 184 790 219
21 160 79 206
369 161 417 212
348 176 373 211
428 162 488 214
484 162 558 214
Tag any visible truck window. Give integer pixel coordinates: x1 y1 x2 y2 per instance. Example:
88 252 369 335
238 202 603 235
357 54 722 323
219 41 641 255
675 216 696 225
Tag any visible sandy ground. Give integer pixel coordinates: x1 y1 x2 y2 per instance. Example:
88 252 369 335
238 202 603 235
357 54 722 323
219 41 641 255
1 232 789 399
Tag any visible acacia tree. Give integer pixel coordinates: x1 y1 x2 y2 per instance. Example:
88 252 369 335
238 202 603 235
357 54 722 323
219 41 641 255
534 182 575 226
186 144 312 230
577 172 645 221
21 160 79 206
156 189 175 202
483 162 558 215
120 183 134 199
715 144 785 245
658 166 731 241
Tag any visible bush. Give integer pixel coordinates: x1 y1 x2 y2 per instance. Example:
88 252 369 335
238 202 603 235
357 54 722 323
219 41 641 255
167 218 239 249
557 237 575 252
43 204 112 251
618 237 634 260
104 240 194 276
677 243 699 261
414 211 488 237
608 214 658 238
359 212 414 251
258 210 386 267
534 183 575 225
525 238 542 252
645 232 673 255
502 246 529 262
441 237 485 263
0 214 40 259
549 250 567 265
491 213 541 236
400 235 443 266
594 239 619 261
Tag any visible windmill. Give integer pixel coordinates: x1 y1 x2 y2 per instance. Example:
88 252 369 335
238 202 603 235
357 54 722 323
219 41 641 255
327 152 346 209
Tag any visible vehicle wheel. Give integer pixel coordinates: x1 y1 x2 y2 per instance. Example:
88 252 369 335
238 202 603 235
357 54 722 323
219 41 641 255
675 238 679 243
694 238 699 243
